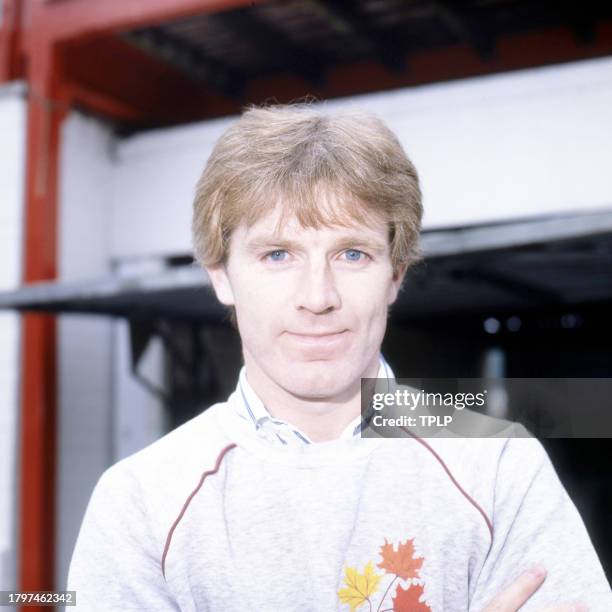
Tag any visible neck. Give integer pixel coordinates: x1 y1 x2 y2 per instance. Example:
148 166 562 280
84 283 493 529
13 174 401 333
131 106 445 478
243 354 380 443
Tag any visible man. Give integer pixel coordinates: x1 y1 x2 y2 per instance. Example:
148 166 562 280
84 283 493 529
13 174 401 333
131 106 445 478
68 104 611 610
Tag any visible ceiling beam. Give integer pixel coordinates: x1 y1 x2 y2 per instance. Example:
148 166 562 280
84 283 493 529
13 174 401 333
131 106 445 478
41 18 612 129
212 7 327 86
307 0 407 73
123 26 245 99
433 1 496 60
243 21 612 119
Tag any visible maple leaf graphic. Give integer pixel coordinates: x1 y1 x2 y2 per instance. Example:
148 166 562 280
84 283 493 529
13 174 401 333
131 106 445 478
338 561 382 611
392 583 431 612
377 538 424 581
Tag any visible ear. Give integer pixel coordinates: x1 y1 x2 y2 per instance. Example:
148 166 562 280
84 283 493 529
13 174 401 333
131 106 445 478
387 264 407 305
205 264 235 306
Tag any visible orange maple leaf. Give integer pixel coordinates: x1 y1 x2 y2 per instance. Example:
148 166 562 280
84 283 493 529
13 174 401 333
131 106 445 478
377 538 424 581
392 583 431 612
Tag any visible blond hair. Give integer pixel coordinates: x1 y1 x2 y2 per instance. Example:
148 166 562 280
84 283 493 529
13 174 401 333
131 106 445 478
192 103 423 272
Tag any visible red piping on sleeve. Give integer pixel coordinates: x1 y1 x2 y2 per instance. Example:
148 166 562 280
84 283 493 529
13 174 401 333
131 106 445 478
400 427 494 545
161 442 237 579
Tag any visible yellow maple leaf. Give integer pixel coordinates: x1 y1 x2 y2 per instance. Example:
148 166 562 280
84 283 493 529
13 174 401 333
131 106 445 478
338 561 382 611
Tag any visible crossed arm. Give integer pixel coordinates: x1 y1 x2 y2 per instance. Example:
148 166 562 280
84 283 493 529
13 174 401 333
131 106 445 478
484 565 588 611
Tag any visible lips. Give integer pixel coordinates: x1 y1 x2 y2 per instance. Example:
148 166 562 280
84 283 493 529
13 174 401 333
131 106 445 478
284 330 348 347
288 331 346 338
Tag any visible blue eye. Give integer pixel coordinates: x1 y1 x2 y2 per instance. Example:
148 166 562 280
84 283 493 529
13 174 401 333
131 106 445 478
344 249 365 261
266 250 288 262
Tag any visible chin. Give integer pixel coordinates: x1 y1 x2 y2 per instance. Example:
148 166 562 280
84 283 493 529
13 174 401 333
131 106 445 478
278 362 354 399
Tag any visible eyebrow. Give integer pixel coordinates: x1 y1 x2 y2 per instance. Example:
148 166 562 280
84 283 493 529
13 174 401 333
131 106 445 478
244 235 388 255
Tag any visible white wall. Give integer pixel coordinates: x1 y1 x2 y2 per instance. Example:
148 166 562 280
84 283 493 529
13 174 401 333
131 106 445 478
110 117 232 259
55 112 116 592
0 82 26 592
109 56 612 260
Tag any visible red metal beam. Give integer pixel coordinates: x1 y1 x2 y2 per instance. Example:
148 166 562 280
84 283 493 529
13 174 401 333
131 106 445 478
0 0 24 81
61 35 236 124
38 0 253 44
64 83 146 123
18 7 68 607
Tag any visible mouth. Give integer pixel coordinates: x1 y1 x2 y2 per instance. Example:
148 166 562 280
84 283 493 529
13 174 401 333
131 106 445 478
285 329 348 354
284 330 349 347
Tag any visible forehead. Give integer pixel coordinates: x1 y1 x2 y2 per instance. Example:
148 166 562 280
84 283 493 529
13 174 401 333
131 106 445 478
245 208 387 242
236 187 390 243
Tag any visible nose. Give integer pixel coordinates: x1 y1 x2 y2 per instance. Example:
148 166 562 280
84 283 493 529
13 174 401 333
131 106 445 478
293 259 342 314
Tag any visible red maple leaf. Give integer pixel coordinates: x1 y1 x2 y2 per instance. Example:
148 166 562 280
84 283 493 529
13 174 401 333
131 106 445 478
377 538 424 580
392 583 431 612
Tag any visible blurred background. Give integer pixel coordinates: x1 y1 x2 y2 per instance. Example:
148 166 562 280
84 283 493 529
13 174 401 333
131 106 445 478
1 0 611 607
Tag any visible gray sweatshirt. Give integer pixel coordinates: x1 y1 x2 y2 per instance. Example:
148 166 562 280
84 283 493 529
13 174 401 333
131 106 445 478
67 382 612 611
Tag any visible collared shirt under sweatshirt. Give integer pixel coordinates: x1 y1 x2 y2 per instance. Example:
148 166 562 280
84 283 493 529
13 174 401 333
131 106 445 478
67 360 612 611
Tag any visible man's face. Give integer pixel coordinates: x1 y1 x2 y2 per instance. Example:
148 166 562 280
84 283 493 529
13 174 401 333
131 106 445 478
206 198 405 402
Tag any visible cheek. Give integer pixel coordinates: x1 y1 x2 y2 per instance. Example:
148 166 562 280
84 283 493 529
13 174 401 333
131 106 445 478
233 275 286 332
343 278 392 327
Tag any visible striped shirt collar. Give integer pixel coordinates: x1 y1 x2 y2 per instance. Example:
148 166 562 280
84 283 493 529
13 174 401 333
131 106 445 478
234 355 395 446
